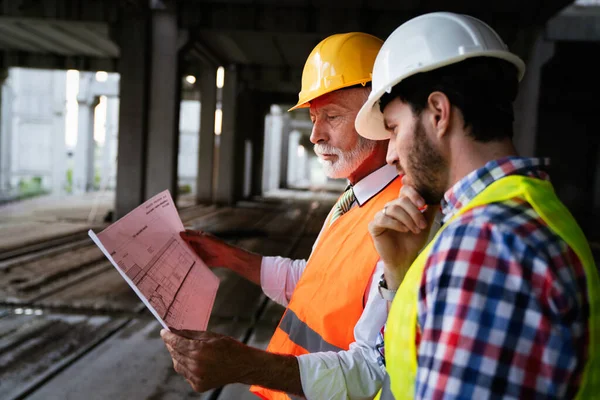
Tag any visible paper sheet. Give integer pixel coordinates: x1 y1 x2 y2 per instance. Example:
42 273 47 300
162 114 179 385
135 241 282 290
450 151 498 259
89 190 219 331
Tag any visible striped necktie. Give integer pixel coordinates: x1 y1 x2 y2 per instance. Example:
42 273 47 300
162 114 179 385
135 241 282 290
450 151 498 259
329 185 355 226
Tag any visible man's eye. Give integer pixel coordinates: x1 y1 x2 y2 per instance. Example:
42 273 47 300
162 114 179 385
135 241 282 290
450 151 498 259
327 115 338 121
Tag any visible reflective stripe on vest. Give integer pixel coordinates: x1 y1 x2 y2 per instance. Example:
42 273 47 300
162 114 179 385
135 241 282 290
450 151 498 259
380 175 600 399
279 308 344 353
251 177 402 400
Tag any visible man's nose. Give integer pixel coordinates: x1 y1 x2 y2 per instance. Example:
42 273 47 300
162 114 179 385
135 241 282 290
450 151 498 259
310 119 329 144
386 137 399 166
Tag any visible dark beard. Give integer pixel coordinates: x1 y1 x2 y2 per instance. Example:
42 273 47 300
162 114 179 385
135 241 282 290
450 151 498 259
406 119 446 205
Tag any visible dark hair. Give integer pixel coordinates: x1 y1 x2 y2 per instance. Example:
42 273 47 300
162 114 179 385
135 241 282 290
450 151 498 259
379 57 519 142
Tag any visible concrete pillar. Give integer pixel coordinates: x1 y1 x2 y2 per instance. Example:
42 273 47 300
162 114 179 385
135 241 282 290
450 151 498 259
73 72 96 194
51 70 67 194
196 66 216 203
262 107 284 194
214 65 238 205
115 9 151 218
102 97 120 190
513 31 555 157
279 115 290 189
115 2 181 218
249 97 273 198
287 130 300 186
145 4 181 200
0 69 11 193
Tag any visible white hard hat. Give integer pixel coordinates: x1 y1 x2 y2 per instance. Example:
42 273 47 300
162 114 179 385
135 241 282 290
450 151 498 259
355 12 526 140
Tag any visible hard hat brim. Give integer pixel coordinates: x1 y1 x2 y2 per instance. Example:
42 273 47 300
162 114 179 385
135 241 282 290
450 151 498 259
355 51 526 140
288 79 372 112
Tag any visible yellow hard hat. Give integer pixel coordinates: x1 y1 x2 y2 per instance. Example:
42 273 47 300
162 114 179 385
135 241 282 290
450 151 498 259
289 32 383 111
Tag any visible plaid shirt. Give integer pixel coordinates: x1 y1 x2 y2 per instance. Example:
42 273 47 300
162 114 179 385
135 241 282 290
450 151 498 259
381 157 590 399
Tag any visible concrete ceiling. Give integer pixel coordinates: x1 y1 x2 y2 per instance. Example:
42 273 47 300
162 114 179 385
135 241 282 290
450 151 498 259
180 0 575 92
0 17 118 57
181 1 577 67
0 0 581 93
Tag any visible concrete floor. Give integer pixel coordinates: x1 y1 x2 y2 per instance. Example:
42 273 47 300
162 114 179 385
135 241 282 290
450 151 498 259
0 190 334 400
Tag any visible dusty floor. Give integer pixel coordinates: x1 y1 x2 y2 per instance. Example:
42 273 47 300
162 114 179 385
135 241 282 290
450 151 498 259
0 190 334 400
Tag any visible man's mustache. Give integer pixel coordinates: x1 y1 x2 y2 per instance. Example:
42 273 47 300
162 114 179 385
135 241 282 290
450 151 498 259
314 144 342 156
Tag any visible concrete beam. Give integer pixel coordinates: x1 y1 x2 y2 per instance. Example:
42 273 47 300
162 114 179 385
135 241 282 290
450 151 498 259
180 1 572 37
546 5 600 41
0 51 117 71
0 0 118 22
196 65 217 204
144 5 181 200
239 65 302 93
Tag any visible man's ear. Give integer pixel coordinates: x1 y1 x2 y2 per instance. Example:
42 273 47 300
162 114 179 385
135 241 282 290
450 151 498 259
426 92 451 139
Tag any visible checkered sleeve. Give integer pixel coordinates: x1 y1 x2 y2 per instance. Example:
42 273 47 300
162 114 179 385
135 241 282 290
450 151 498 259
415 210 586 399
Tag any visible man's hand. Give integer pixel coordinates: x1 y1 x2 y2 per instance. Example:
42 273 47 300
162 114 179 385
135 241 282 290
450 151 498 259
161 329 248 392
180 230 262 285
160 329 303 395
369 177 438 290
179 230 238 268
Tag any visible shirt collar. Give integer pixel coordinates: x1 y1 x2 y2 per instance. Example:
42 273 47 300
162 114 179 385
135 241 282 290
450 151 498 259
441 156 550 222
351 164 399 206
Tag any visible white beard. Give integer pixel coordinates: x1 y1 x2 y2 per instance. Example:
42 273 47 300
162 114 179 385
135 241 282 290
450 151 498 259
314 137 377 179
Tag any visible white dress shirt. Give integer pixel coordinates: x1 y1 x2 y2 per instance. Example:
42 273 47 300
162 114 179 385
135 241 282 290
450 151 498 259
261 164 398 400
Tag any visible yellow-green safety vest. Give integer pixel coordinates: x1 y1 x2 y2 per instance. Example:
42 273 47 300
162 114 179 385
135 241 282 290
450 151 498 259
378 175 600 399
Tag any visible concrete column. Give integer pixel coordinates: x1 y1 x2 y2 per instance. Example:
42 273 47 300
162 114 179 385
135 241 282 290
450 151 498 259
115 9 151 218
243 139 253 198
278 114 290 189
214 65 238 205
287 130 301 186
262 108 283 194
249 97 272 198
0 69 10 193
196 65 216 203
115 2 182 218
145 3 181 200
102 97 120 190
73 72 96 194
513 31 555 157
51 70 67 194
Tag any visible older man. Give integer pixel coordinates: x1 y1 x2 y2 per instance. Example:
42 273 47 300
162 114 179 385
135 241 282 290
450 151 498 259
161 32 401 399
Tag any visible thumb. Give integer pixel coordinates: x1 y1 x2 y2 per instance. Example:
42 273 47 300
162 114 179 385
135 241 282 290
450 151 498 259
180 229 203 238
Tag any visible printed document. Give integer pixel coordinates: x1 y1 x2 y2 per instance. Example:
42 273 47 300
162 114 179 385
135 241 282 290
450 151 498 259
89 190 219 331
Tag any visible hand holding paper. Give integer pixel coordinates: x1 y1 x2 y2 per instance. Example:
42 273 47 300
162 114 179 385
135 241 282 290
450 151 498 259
89 190 219 331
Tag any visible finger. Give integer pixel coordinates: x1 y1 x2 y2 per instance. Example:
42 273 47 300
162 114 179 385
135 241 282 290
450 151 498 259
161 330 200 353
164 343 188 363
170 329 221 341
176 329 205 340
399 185 426 208
179 233 204 246
187 379 203 393
172 358 202 391
184 229 205 236
397 197 428 230
384 200 423 233
371 213 413 235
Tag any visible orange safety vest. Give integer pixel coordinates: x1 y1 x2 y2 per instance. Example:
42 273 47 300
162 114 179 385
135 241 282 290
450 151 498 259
250 176 402 400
